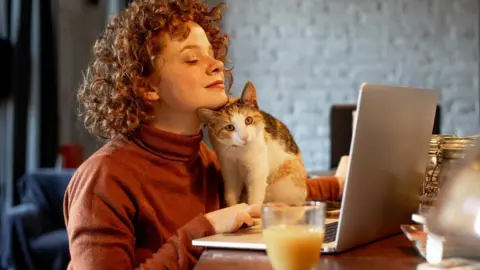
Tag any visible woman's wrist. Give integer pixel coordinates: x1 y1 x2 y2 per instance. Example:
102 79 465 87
336 176 345 201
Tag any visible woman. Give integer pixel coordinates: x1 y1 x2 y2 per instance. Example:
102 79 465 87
63 0 343 269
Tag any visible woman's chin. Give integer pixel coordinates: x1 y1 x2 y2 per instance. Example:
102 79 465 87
204 96 229 110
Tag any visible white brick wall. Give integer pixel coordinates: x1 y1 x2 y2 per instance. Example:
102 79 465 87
222 0 480 170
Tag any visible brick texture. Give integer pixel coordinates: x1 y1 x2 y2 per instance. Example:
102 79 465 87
221 0 480 170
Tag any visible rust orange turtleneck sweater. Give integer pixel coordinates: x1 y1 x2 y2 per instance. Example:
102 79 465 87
63 125 339 269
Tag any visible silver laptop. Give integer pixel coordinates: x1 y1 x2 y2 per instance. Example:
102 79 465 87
192 83 438 253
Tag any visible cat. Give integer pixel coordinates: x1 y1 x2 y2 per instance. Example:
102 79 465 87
198 81 308 207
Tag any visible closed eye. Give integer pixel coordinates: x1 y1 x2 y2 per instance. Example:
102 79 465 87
186 59 198 65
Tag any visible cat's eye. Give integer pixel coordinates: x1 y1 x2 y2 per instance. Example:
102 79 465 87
245 116 253 125
225 125 235 131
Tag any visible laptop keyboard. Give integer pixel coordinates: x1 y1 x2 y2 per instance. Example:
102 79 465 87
324 222 338 243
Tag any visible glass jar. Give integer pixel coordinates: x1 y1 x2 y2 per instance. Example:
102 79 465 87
420 134 480 213
437 136 479 188
423 135 455 200
425 138 480 256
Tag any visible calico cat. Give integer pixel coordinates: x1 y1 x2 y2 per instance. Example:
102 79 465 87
198 81 308 206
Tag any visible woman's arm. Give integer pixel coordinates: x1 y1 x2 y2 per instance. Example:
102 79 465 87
306 176 343 201
64 156 215 270
306 156 348 201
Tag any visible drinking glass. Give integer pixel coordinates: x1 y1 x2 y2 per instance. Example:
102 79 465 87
261 201 325 270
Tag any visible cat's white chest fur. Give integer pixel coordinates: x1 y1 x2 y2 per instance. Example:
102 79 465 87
221 133 294 176
215 133 300 206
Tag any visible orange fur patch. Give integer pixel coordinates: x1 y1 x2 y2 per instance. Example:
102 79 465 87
267 156 308 188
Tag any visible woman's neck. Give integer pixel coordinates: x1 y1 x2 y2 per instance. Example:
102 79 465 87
149 106 202 136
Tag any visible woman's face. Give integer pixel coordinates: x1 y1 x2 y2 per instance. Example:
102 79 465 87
149 21 228 113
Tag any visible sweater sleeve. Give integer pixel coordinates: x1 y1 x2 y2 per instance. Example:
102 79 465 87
64 156 215 270
200 143 227 209
306 176 341 201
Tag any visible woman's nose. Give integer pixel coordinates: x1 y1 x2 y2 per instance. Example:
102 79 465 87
207 58 224 75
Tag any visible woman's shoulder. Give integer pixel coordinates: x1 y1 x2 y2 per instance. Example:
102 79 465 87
67 138 141 195
68 154 126 194
90 135 139 159
64 147 140 226
78 135 147 171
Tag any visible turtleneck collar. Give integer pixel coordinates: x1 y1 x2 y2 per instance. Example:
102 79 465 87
133 124 203 162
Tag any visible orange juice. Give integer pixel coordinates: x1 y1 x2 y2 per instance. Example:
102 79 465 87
262 225 324 270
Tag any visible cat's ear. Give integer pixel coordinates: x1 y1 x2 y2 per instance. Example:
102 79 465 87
240 81 259 108
197 108 220 123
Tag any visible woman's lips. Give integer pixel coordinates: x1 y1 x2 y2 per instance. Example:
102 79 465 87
206 81 225 90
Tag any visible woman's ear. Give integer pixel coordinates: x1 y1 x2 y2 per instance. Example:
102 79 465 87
138 75 160 101
144 91 159 101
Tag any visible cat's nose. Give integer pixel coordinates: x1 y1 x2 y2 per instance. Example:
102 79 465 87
241 136 248 142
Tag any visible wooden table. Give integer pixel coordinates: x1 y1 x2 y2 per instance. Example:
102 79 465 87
195 234 425 270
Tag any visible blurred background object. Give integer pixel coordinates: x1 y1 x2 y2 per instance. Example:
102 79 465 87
419 137 480 264
426 138 480 241
420 134 479 212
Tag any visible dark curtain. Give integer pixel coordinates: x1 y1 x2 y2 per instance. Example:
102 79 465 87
39 0 58 169
0 0 13 101
0 0 14 264
11 0 33 205
11 0 59 205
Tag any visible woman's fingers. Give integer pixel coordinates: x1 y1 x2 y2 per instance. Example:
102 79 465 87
228 211 253 232
246 204 261 218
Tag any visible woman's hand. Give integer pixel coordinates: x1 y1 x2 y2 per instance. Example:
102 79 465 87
204 203 260 234
335 155 349 200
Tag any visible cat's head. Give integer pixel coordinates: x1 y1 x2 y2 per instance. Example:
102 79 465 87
198 81 264 147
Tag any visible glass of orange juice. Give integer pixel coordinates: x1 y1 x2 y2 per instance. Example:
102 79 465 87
261 201 325 270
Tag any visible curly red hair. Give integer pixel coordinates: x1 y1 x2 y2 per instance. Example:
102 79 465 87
77 0 232 139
